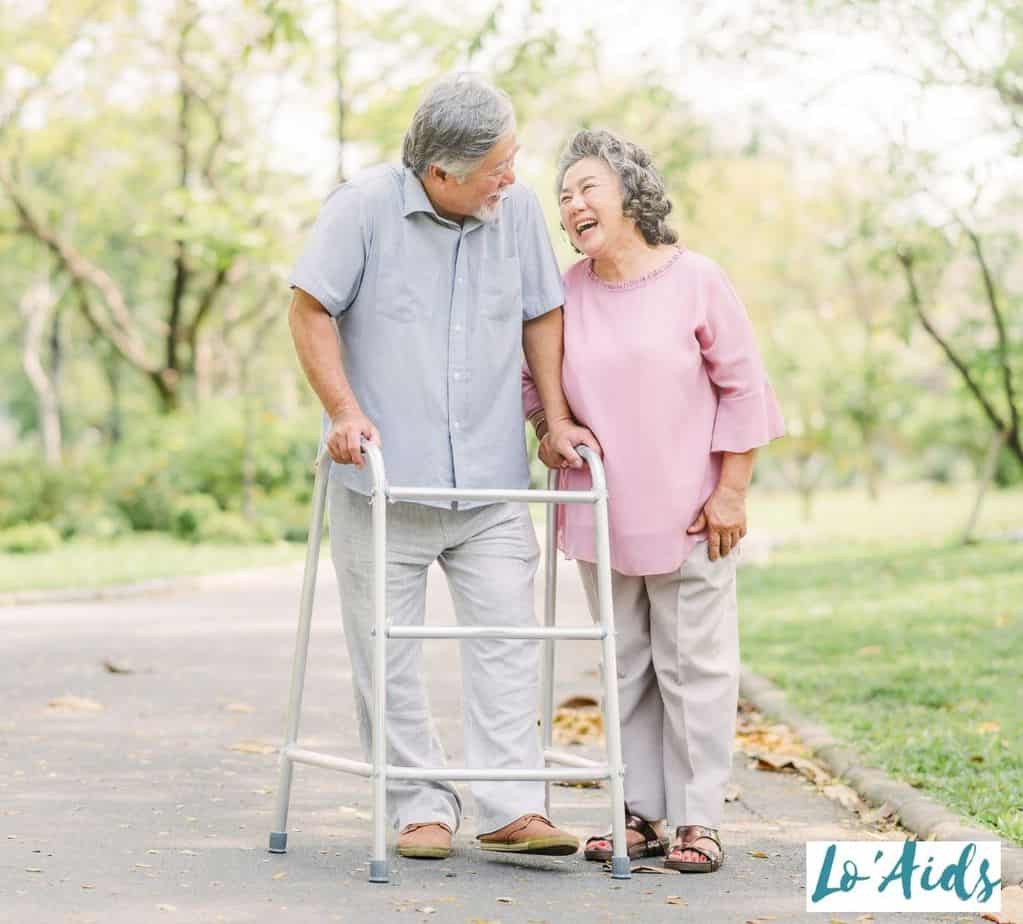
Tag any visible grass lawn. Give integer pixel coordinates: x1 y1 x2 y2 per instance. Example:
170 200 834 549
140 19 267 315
739 484 1023 845
0 533 307 595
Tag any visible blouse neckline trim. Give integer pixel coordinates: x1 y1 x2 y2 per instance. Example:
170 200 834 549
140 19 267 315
585 245 685 291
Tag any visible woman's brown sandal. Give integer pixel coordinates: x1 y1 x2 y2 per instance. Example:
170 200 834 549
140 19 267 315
664 825 724 873
583 808 668 862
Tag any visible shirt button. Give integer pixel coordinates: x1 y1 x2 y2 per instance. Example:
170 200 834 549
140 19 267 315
453 421 461 429
454 324 462 332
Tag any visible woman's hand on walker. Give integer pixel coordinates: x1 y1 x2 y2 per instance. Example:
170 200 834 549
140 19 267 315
327 408 381 469
687 484 747 560
541 420 602 470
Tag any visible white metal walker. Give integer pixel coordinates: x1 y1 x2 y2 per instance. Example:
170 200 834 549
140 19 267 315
268 441 631 882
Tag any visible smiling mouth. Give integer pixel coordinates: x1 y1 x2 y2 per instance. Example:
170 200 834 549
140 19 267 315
576 220 597 235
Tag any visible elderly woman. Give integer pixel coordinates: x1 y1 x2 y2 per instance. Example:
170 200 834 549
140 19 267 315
522 129 784 873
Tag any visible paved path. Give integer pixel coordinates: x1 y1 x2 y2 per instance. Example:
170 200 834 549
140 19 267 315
1 555 983 923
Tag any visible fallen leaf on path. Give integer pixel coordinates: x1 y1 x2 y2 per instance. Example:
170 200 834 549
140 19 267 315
101 659 135 674
666 895 687 905
496 896 515 903
552 704 604 746
750 850 769 859
822 783 863 812
225 703 254 713
25 867 42 873
631 864 674 874
272 871 286 880
157 905 177 913
228 740 276 755
47 695 103 712
81 883 95 890
724 782 743 802
415 907 436 914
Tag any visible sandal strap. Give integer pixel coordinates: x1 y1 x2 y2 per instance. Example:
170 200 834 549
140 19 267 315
625 813 662 844
586 811 664 849
677 825 721 850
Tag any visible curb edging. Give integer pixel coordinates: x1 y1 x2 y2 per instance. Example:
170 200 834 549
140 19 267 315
740 667 1023 888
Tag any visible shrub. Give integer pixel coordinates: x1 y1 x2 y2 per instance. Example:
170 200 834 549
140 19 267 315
108 462 177 532
0 454 67 529
170 494 222 542
196 511 266 545
0 522 62 554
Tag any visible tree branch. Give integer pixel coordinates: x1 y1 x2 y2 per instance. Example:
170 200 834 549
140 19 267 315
962 225 1019 442
896 247 1007 435
1 163 157 374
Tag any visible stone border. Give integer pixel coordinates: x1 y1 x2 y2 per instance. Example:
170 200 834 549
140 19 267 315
741 667 1023 887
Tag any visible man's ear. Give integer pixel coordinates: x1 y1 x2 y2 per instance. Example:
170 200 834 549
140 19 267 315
426 164 448 184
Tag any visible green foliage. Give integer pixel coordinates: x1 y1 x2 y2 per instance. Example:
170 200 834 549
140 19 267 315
0 453 66 529
197 510 270 544
0 522 62 554
170 493 222 542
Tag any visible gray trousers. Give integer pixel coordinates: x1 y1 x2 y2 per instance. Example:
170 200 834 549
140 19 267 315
577 541 740 830
328 481 545 835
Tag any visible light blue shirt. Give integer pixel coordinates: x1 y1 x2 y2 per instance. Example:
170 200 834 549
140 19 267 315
289 165 564 506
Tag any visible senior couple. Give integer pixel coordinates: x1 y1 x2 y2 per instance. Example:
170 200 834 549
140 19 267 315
288 73 784 874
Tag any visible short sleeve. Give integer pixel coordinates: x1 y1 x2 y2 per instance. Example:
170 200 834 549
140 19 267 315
514 186 564 320
696 264 786 453
288 184 369 318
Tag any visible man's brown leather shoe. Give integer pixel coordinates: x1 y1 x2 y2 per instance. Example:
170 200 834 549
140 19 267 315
477 813 579 856
397 821 452 859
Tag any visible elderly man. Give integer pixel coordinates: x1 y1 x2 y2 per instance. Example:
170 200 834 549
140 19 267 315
287 73 597 861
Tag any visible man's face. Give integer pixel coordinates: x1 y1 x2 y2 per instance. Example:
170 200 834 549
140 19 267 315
429 134 519 222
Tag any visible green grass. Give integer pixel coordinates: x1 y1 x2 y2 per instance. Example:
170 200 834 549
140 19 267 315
0 533 307 595
738 484 1023 846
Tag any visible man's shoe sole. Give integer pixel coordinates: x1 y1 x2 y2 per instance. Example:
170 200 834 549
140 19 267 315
398 846 452 859
478 837 579 856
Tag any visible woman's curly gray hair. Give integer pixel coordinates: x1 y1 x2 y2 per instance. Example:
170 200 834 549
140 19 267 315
556 129 677 246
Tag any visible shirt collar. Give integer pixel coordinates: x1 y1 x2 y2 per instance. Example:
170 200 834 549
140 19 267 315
401 167 439 218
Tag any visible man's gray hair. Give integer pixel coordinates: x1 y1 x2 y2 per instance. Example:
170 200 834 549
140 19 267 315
556 129 678 246
402 73 515 180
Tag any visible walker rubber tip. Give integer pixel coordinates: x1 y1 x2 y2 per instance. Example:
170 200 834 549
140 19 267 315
268 832 288 853
369 859 389 882
611 855 631 879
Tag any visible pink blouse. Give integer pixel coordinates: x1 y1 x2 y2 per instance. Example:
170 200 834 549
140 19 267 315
522 246 785 576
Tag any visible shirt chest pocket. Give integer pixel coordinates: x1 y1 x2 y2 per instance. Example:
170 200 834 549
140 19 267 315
481 256 522 321
374 265 439 323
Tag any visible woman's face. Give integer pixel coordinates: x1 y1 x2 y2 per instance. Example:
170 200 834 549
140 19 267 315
559 156 629 258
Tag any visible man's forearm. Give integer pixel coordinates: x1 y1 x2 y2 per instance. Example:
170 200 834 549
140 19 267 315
719 449 756 494
522 308 573 429
288 290 360 420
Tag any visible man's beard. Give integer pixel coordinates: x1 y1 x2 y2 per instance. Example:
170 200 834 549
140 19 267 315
473 198 503 223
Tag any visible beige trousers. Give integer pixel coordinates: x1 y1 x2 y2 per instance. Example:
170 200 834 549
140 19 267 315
577 541 740 830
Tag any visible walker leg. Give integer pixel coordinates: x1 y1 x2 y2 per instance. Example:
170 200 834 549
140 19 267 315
541 472 559 819
369 484 389 883
590 471 631 880
269 453 331 855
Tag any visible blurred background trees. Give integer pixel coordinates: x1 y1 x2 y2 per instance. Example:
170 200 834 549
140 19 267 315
1 0 1020 551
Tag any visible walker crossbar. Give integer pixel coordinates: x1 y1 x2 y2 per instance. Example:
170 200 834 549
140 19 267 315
268 440 631 883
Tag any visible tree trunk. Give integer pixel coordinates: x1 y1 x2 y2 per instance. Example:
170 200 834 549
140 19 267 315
961 428 1009 545
19 281 63 464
